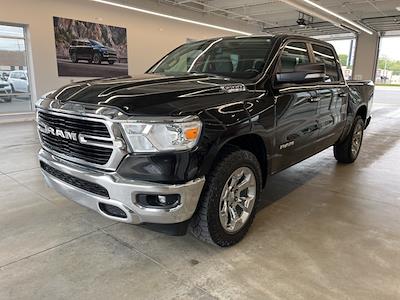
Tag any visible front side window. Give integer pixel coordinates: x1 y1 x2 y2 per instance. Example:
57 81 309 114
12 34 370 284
149 37 275 79
278 42 310 73
312 44 340 82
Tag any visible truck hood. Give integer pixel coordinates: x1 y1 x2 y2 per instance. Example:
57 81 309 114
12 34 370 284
46 73 261 116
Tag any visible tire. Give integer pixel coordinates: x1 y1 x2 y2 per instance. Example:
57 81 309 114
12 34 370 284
108 60 115 65
190 147 262 247
4 96 12 103
334 115 365 163
93 53 101 64
71 53 78 63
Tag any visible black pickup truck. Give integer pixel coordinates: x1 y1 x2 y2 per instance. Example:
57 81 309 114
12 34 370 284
69 39 118 64
37 35 373 247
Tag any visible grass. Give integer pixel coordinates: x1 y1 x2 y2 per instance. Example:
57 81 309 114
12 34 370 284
375 84 400 87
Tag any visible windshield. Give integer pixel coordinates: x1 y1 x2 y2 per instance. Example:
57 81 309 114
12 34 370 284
149 37 275 79
91 40 105 47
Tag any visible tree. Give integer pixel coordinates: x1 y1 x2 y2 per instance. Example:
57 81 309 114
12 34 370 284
338 54 348 67
377 56 400 75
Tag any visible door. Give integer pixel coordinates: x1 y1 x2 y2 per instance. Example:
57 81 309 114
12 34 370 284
272 41 320 172
311 44 348 147
13 71 28 92
77 41 89 59
83 41 92 59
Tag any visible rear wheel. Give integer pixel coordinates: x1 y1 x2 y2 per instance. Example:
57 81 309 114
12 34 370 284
334 115 365 163
190 147 262 247
71 53 78 63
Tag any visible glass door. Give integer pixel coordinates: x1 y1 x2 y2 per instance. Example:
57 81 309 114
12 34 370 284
0 24 32 114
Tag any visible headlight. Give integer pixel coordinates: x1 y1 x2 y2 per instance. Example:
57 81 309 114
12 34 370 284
121 117 202 153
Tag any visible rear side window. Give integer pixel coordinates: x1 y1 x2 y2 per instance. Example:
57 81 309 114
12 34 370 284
278 42 310 73
312 44 340 82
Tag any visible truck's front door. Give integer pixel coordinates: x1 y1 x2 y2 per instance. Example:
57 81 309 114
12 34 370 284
272 41 320 172
310 43 348 147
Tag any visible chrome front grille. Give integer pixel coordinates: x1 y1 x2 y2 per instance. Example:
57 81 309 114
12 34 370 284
37 110 126 170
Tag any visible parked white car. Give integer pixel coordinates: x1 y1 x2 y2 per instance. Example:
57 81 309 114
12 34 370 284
8 70 29 93
0 79 12 102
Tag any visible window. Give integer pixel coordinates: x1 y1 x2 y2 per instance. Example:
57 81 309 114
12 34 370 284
0 23 32 114
278 42 310 73
312 44 340 82
328 39 356 80
150 37 275 79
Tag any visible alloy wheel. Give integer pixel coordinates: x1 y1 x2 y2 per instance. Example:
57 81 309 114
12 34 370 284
351 122 363 157
219 167 257 234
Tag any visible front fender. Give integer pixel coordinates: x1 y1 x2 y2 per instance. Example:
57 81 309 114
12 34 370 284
195 101 252 177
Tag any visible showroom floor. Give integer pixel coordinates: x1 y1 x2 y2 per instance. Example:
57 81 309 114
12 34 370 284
1 87 400 299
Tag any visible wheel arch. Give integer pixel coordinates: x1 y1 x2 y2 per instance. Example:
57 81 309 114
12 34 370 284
208 133 269 188
356 105 368 121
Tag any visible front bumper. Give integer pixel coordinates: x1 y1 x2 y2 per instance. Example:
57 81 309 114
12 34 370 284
38 149 205 225
102 54 117 61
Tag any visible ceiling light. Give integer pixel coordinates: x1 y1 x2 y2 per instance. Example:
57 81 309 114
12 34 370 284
302 0 373 35
91 0 252 36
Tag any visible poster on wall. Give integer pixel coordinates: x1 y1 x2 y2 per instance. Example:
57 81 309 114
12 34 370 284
53 16 128 77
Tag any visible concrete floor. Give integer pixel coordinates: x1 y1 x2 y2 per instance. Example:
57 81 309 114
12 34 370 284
1 87 400 299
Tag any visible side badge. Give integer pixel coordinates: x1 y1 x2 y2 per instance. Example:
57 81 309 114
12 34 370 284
280 141 295 150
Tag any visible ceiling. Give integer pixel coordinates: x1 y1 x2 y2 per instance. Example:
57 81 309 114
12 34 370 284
159 0 400 36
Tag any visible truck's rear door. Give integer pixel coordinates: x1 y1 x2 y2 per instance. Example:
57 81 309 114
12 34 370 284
310 43 348 147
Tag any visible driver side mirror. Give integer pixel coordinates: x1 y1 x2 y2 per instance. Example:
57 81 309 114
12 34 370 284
276 63 326 84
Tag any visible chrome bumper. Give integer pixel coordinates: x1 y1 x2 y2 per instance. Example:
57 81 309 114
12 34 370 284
38 149 205 224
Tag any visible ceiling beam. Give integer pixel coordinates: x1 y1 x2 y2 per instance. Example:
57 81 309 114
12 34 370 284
277 0 373 34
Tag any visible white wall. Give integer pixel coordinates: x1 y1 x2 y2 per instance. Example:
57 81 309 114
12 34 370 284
0 0 257 101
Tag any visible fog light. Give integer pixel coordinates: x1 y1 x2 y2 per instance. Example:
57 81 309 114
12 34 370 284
158 195 167 205
136 194 180 208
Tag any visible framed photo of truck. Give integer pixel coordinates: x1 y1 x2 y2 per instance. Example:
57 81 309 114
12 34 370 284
53 16 128 77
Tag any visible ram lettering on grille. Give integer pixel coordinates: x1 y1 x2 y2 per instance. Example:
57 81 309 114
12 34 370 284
42 124 78 142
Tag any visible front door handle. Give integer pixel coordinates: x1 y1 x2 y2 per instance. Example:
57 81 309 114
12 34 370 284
338 92 348 98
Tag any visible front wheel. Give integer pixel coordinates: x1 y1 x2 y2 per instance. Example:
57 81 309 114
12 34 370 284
334 115 365 163
93 53 101 64
190 147 262 247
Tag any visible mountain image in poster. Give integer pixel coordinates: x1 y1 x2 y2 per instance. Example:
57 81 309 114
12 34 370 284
53 16 128 77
